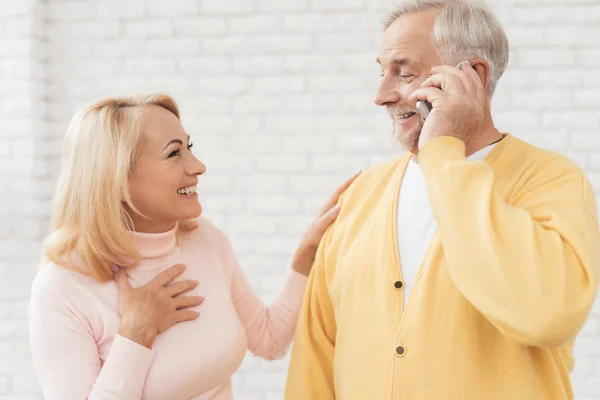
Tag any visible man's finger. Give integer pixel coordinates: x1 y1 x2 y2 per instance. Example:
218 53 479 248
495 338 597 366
421 71 467 93
459 62 485 100
409 87 445 106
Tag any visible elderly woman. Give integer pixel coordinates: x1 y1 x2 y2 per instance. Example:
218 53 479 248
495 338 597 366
28 93 358 400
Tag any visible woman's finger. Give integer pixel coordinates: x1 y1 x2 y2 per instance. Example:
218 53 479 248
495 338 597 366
114 269 132 293
319 171 361 215
173 295 205 310
166 279 198 297
153 263 186 287
175 310 201 323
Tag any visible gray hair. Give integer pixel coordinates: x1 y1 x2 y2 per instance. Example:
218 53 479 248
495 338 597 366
384 0 509 97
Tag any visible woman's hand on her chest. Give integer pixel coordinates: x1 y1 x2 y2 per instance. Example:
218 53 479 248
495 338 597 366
114 263 205 348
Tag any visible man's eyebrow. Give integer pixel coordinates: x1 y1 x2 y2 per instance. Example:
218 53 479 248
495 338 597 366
376 57 409 66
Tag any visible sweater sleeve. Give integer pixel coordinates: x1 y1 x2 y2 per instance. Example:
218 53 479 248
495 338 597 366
29 270 155 400
284 225 337 399
219 236 308 360
418 136 600 347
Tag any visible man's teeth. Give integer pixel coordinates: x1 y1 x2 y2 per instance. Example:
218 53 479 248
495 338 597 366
397 113 415 119
177 185 197 195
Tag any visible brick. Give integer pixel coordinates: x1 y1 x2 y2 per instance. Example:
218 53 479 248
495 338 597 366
234 176 288 195
518 50 575 67
228 215 279 233
0 39 34 57
175 17 226 36
285 54 344 72
264 115 317 133
504 26 545 47
574 90 600 108
233 56 284 74
203 36 253 55
259 0 308 11
590 154 600 169
147 38 200 56
229 15 281 34
254 35 312 53
542 112 599 129
289 176 338 193
256 155 308 172
253 76 305 92
96 1 145 18
0 377 9 394
284 94 337 113
246 195 301 213
124 20 173 38
67 21 121 39
513 89 571 110
573 133 600 149
122 58 177 76
146 0 199 16
546 26 600 47
316 33 378 52
48 1 95 20
309 74 367 92
514 7 574 24
94 40 146 57
199 77 250 94
178 57 230 74
2 17 34 37
202 0 256 13
0 0 35 17
312 0 363 10
233 95 283 113
10 360 39 393
577 50 600 66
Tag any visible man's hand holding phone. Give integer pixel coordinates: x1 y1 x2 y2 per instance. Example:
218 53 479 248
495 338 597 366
409 60 486 151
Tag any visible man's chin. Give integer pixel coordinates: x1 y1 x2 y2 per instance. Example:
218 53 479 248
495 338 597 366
393 128 421 152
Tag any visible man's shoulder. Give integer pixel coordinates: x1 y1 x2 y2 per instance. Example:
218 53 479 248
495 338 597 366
503 133 584 177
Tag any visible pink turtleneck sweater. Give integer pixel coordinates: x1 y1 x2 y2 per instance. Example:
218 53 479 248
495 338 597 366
28 217 308 400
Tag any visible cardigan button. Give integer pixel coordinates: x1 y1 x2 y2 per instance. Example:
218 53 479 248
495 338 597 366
394 281 403 289
395 345 406 356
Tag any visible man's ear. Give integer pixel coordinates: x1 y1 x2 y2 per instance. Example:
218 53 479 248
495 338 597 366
469 58 490 94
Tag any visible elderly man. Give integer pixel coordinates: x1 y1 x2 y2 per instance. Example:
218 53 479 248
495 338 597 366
284 1 600 399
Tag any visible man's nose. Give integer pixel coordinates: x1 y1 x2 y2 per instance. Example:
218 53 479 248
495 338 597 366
375 79 401 107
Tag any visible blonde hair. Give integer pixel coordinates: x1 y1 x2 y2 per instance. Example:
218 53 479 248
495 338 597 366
384 0 509 97
44 93 196 282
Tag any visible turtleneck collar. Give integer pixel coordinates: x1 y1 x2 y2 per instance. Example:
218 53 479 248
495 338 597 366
127 222 179 259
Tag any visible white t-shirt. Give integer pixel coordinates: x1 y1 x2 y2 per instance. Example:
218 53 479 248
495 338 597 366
397 142 499 306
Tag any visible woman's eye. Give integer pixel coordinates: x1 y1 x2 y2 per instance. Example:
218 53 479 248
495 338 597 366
168 150 181 158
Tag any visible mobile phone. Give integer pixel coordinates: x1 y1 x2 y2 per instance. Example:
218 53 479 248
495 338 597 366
416 60 471 120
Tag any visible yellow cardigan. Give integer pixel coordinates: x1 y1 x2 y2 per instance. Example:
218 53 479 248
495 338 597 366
285 134 600 400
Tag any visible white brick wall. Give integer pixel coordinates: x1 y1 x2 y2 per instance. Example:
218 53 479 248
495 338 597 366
0 0 599 398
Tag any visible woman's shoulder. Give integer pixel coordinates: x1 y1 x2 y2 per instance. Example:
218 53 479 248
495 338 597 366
31 260 102 307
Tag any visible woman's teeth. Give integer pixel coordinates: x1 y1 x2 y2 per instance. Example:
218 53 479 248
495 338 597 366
177 185 197 195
